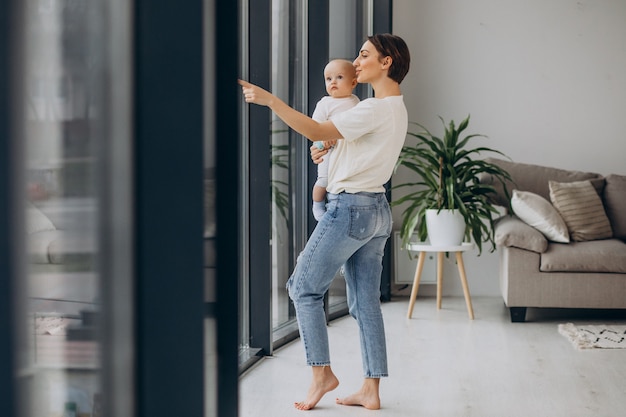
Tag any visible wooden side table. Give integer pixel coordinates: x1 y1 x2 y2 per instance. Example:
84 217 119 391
406 242 475 319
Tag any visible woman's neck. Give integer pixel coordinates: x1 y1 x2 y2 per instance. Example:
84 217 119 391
371 78 401 99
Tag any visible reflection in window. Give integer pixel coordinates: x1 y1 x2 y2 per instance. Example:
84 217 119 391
270 0 297 333
204 2 218 415
21 1 102 416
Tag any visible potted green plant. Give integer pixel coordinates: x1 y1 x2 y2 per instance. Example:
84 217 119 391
392 115 512 254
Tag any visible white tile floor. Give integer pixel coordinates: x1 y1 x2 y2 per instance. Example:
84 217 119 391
240 296 626 416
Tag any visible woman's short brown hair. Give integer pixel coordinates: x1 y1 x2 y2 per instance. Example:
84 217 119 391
367 33 411 84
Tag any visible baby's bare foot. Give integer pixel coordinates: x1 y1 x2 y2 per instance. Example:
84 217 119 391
294 367 339 411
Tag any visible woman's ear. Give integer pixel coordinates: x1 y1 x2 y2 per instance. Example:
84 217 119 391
381 56 392 69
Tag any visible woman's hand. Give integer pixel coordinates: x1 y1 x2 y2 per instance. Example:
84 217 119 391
238 79 342 143
238 79 274 107
310 144 329 164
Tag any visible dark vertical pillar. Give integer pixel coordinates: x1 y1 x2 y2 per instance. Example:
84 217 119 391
0 0 24 415
0 0 19 414
307 2 329 235
134 1 205 416
375 0 393 302
248 0 272 356
307 1 330 321
214 1 241 416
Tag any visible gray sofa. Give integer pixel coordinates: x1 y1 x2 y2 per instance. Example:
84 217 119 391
480 158 626 322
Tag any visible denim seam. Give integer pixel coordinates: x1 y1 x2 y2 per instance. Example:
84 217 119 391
292 218 334 366
292 219 331 298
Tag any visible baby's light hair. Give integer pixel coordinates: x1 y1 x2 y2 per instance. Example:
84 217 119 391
325 59 357 79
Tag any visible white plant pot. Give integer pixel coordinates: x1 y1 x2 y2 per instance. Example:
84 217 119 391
425 209 466 246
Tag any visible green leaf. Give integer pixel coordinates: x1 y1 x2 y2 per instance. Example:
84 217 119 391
392 114 513 255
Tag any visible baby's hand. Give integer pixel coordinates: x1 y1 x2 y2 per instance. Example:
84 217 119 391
323 139 337 149
310 144 328 164
313 140 337 150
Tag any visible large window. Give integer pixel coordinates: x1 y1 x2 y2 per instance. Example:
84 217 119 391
1 0 392 415
270 0 307 340
239 0 384 370
325 0 375 318
4 1 231 416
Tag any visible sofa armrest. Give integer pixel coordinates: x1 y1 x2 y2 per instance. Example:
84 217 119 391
495 215 548 253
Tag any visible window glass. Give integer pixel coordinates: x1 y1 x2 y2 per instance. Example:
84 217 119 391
20 1 104 416
325 0 373 317
270 0 298 334
332 0 373 100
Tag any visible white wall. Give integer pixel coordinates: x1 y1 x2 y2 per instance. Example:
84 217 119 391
392 0 626 296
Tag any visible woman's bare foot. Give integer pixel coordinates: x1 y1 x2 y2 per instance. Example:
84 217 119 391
335 378 381 410
294 366 339 411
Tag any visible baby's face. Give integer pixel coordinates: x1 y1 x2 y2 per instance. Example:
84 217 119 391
324 61 357 98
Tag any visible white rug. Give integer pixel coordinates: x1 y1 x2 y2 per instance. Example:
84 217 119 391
34 316 69 335
558 323 626 350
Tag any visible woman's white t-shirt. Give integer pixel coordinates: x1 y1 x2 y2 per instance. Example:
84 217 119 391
326 96 408 194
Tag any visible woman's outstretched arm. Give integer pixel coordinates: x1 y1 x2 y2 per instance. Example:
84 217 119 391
239 79 342 142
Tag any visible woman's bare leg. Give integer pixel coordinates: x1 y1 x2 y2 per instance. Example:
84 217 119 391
335 378 381 410
294 365 339 411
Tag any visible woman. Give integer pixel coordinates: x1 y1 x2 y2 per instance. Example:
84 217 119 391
239 33 410 411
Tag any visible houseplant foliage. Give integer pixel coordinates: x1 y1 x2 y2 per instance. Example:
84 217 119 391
271 143 290 224
392 115 512 254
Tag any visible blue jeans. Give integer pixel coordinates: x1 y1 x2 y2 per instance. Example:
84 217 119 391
286 191 392 378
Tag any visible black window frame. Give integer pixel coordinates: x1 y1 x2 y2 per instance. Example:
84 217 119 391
242 0 393 372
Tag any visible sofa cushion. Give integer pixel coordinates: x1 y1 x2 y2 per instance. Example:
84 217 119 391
479 158 605 207
549 180 613 242
511 190 569 243
540 239 626 273
603 174 626 241
495 215 548 253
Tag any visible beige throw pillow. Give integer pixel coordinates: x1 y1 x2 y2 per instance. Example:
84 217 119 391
511 190 569 242
549 180 613 242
